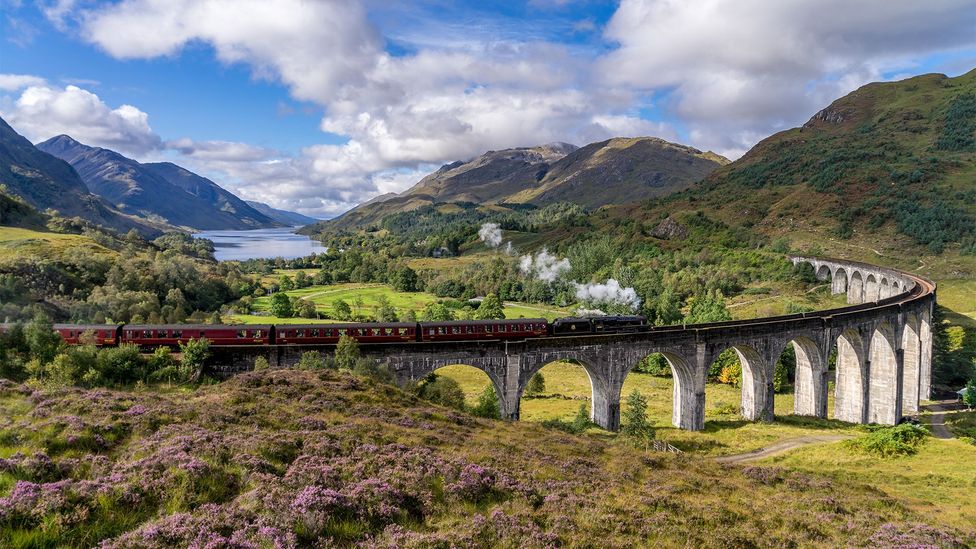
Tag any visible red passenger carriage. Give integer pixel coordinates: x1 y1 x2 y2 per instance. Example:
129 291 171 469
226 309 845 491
122 324 272 347
418 319 548 341
50 324 122 345
274 323 417 344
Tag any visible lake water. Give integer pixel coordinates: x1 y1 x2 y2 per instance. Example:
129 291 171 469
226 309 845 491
194 227 326 261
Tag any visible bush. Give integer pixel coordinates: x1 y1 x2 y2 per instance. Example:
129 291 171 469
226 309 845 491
253 356 270 371
964 378 976 409
417 374 466 410
352 357 393 383
297 351 325 370
634 353 671 376
179 338 210 382
525 372 546 397
471 384 500 419
542 404 593 434
334 335 359 370
845 424 929 457
270 292 294 318
95 344 146 385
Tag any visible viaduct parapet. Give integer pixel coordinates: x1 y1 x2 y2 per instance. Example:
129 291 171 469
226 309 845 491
208 257 935 432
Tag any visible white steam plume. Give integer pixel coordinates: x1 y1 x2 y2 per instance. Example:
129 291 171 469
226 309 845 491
519 248 571 283
573 279 641 311
478 222 503 247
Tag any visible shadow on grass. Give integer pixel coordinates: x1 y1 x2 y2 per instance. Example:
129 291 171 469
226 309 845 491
698 415 856 433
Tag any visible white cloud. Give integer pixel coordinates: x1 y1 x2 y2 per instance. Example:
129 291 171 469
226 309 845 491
22 0 975 216
0 74 46 91
1 84 162 155
598 0 976 158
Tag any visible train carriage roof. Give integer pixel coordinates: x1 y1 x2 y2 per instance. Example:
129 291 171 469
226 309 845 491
123 324 272 330
276 322 417 329
418 318 547 327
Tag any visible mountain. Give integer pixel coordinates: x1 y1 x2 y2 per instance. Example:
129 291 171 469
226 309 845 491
245 200 319 226
36 136 279 231
0 117 156 235
599 69 976 270
316 138 726 231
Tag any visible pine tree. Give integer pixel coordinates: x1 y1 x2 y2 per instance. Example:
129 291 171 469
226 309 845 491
525 372 546 396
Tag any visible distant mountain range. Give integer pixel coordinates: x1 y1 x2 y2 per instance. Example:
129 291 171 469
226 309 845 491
0 117 156 234
245 201 319 226
316 137 728 230
36 135 280 231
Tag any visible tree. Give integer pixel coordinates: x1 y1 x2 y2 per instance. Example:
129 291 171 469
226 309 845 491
653 286 682 326
25 315 62 366
471 384 500 419
279 275 294 291
684 289 732 324
253 356 270 371
621 389 654 447
401 309 418 322
208 310 223 325
270 292 294 318
374 295 398 322
392 266 419 292
965 372 976 409
418 374 465 410
335 335 359 370
179 337 210 382
295 299 318 319
525 372 546 397
474 293 505 320
332 299 352 320
294 271 310 288
420 302 454 321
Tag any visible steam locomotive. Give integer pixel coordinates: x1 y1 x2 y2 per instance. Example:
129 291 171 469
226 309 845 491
1 316 648 347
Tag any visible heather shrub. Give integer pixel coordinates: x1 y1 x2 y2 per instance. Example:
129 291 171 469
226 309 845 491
845 424 929 457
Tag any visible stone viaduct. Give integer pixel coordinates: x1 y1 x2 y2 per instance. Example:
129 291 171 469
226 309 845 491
208 257 935 432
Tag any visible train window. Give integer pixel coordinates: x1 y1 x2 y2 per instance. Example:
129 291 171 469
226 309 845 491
429 328 436 336
338 329 346 336
297 330 305 338
143 330 152 338
486 325 493 333
253 330 262 338
465 326 473 334
173 330 182 339
398 328 408 335
279 330 287 338
311 329 319 337
438 327 446 335
451 326 460 334
237 330 246 338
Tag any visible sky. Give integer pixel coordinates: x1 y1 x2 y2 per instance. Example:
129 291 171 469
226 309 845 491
2 0 975 219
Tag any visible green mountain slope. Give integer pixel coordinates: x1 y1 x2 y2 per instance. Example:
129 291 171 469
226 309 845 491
600 70 976 275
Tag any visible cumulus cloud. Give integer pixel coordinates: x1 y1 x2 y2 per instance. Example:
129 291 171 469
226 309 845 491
598 0 976 157
20 0 975 215
1 84 162 156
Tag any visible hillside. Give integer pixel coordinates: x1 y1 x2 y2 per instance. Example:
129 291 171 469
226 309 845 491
314 137 727 231
245 200 319 226
0 368 968 547
0 118 154 235
594 70 976 278
36 136 278 231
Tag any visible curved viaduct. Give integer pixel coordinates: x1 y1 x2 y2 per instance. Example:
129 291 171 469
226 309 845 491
209 257 935 432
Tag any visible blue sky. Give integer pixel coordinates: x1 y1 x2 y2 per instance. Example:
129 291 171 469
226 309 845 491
2 0 974 217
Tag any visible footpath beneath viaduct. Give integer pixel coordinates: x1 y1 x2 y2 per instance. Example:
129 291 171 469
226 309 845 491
208 257 935 432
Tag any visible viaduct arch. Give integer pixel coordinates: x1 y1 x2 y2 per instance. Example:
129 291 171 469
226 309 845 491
208 257 935 432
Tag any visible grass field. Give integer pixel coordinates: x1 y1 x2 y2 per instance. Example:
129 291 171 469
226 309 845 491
760 436 976 532
0 226 116 265
231 281 572 322
433 362 858 457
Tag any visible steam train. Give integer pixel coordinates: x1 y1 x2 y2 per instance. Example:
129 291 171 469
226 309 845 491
1 316 648 348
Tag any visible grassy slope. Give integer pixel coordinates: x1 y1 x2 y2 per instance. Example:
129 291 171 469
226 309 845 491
0 226 117 266
0 370 970 547
228 280 572 324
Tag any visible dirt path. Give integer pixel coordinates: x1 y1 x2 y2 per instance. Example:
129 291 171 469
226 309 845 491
714 434 852 464
924 401 958 440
